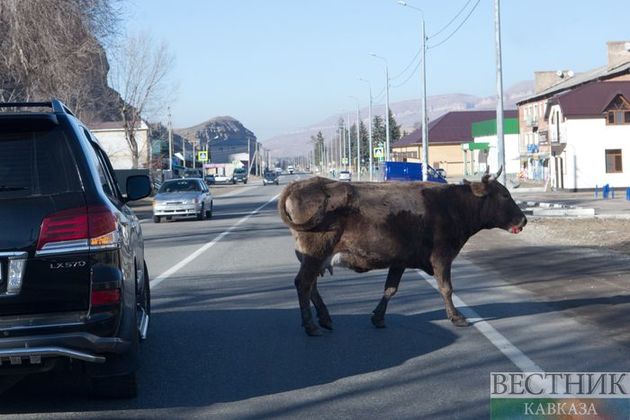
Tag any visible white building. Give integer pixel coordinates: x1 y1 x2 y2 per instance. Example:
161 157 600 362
89 121 150 169
546 81 630 190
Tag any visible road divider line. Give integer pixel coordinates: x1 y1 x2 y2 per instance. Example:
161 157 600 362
416 269 543 373
150 193 280 289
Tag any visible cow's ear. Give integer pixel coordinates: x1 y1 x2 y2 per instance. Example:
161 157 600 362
470 181 489 197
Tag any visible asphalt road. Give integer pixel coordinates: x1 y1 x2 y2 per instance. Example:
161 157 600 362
2 174 629 419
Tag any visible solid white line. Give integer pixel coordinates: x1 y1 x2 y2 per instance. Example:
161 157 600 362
149 193 280 289
416 270 543 373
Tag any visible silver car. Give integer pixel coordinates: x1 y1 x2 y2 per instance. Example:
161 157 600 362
152 178 213 223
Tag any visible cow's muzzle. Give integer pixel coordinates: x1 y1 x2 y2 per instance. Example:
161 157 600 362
509 216 527 234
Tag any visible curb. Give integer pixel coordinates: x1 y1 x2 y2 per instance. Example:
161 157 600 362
516 200 596 218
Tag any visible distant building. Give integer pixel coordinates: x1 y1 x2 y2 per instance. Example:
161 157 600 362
517 41 630 188
89 121 150 170
393 110 518 178
469 117 520 176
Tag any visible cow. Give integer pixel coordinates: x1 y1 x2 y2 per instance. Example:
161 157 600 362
278 167 527 336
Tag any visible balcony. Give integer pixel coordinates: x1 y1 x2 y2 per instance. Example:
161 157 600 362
525 115 539 127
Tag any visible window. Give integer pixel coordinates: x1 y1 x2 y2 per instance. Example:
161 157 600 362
604 95 630 125
605 149 623 173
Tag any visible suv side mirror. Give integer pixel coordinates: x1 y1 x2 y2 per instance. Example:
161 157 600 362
125 175 152 202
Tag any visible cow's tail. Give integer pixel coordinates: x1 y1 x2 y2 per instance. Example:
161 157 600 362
278 177 352 232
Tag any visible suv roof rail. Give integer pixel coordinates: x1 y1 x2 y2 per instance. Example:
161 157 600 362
0 98 75 116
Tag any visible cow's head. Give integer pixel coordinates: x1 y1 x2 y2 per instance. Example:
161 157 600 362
464 167 527 234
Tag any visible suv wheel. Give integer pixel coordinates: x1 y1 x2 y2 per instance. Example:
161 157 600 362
153 216 161 223
197 204 205 220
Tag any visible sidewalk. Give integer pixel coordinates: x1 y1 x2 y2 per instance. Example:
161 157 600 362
511 189 630 218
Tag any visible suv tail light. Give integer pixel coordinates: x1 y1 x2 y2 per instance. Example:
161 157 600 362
37 205 120 252
91 288 121 306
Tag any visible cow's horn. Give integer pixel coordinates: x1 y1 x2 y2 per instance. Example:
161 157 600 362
488 165 503 182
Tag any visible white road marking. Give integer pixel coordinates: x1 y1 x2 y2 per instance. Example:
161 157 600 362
416 269 543 373
149 193 280 289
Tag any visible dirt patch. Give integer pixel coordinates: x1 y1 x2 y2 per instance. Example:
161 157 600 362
516 217 630 256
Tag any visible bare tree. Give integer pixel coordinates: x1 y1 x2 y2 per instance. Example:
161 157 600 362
0 0 122 120
108 33 174 168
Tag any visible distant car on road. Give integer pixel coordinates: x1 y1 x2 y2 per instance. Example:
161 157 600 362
232 168 248 184
153 178 213 223
338 170 351 182
204 174 215 185
263 171 279 185
182 168 203 178
213 174 233 184
435 168 447 179
274 167 283 174
287 165 294 174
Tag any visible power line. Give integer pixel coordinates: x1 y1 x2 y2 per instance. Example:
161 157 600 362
390 48 421 81
427 0 481 50
391 55 422 89
428 0 474 39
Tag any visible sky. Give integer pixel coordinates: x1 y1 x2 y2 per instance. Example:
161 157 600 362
120 0 628 141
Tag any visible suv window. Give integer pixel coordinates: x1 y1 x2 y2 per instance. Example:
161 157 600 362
0 126 81 199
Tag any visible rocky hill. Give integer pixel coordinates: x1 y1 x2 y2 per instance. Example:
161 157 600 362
263 81 534 158
175 116 257 164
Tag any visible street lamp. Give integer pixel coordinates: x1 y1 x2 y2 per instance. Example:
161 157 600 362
359 78 374 181
369 53 391 162
349 96 361 181
398 0 429 182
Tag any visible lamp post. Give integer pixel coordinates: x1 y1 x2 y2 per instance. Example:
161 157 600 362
370 53 391 162
398 1 429 182
167 107 173 171
349 96 361 180
359 78 373 181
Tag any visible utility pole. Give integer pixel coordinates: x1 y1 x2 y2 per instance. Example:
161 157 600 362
355 102 361 180
192 135 197 170
421 17 429 182
255 141 259 176
247 138 251 175
168 107 173 171
495 0 506 184
347 112 352 171
360 78 373 181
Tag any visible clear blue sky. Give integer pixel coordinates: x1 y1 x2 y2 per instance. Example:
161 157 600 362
121 0 627 141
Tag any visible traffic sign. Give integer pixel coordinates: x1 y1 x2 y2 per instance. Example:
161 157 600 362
373 147 384 160
342 157 349 164
197 151 208 162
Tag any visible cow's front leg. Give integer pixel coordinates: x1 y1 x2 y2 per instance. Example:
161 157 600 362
433 261 468 327
294 256 323 336
310 282 333 330
371 266 405 328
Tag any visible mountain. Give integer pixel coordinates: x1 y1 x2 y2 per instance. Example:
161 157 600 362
262 81 534 158
175 116 257 164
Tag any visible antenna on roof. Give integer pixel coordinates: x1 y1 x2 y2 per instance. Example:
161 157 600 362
567 70 574 78
556 70 564 77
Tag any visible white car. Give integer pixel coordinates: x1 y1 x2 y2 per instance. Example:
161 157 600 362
153 178 213 222
287 165 294 174
338 170 351 182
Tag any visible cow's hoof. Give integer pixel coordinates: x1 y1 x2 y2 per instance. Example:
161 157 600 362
305 325 322 336
319 318 333 330
371 315 386 328
450 317 469 327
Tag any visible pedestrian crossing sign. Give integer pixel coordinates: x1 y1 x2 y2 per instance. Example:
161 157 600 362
373 147 384 160
197 151 208 162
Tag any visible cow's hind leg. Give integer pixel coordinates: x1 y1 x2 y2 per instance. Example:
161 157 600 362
434 261 468 327
294 256 324 336
371 266 405 328
310 282 333 330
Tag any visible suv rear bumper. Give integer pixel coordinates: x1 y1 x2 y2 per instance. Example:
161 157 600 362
0 332 130 371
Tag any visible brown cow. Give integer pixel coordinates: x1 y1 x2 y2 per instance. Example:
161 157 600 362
278 167 527 336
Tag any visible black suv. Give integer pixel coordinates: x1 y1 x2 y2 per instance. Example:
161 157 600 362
0 100 152 397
